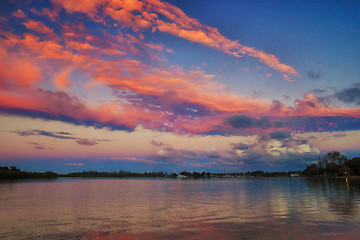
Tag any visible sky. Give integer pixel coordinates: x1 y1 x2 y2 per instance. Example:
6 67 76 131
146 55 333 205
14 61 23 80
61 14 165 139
0 0 359 173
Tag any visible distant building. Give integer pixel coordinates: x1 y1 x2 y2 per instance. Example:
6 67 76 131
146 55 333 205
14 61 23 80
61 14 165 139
177 174 188 178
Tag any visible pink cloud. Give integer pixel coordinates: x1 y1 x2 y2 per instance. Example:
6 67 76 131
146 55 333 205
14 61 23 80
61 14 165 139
30 7 60 21
13 9 26 18
0 47 43 88
51 0 299 77
1 2 359 136
54 68 72 90
23 20 54 35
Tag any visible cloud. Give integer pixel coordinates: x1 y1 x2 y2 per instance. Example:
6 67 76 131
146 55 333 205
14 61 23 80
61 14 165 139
26 142 49 150
54 68 72 90
283 116 360 132
56 131 72 135
310 86 360 107
154 146 199 166
0 106 134 132
151 140 165 147
307 70 321 80
76 138 98 146
23 19 55 35
219 132 320 171
269 130 292 140
334 87 360 105
30 7 60 21
15 129 103 147
0 47 43 88
15 129 76 139
225 115 271 129
205 148 222 159
51 0 299 78
0 1 359 137
13 9 26 18
231 142 250 150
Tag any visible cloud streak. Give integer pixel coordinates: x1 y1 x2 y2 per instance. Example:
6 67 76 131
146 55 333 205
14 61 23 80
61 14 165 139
14 129 103 147
15 129 76 139
76 138 98 146
51 0 299 78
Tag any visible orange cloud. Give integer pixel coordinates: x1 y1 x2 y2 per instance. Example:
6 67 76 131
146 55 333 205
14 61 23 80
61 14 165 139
51 0 299 77
51 0 104 18
1 3 359 136
30 7 60 21
291 94 360 118
23 20 54 35
0 46 43 88
54 68 72 90
241 47 299 76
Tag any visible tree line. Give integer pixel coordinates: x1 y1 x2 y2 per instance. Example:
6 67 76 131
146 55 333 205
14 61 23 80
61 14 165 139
0 166 57 179
302 151 360 176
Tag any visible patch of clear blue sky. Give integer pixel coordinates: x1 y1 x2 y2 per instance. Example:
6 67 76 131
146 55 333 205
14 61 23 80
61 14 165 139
163 0 360 104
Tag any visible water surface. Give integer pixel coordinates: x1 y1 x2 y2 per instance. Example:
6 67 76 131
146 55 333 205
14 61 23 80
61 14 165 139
1 177 360 239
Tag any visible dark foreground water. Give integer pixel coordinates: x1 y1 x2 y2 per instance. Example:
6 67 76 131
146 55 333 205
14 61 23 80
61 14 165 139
1 177 360 240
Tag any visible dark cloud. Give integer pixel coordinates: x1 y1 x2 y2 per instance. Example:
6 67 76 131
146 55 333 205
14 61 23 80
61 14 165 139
15 129 76 139
155 146 198 162
151 140 164 147
258 133 270 142
294 97 317 108
283 95 291 100
311 86 360 107
76 138 98 146
231 143 250 150
273 120 284 128
296 139 309 145
310 88 327 95
270 100 285 112
206 150 222 159
334 87 360 105
225 115 271 129
283 116 360 132
307 70 321 80
0 107 133 131
269 130 292 140
113 89 216 120
56 131 72 135
16 129 104 146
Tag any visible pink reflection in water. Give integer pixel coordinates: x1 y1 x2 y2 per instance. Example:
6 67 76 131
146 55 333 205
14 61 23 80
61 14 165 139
0 178 360 240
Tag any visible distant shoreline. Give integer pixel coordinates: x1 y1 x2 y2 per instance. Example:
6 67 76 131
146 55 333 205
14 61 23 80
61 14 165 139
2 167 360 182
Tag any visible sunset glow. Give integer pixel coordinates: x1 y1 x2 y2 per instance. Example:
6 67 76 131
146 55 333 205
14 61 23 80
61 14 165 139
1 0 359 173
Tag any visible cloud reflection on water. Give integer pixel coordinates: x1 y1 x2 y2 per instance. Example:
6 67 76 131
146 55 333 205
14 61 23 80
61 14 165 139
0 178 360 239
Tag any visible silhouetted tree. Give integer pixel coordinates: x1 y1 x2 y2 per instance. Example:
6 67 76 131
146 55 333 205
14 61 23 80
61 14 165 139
324 151 347 165
345 157 360 175
303 164 318 175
